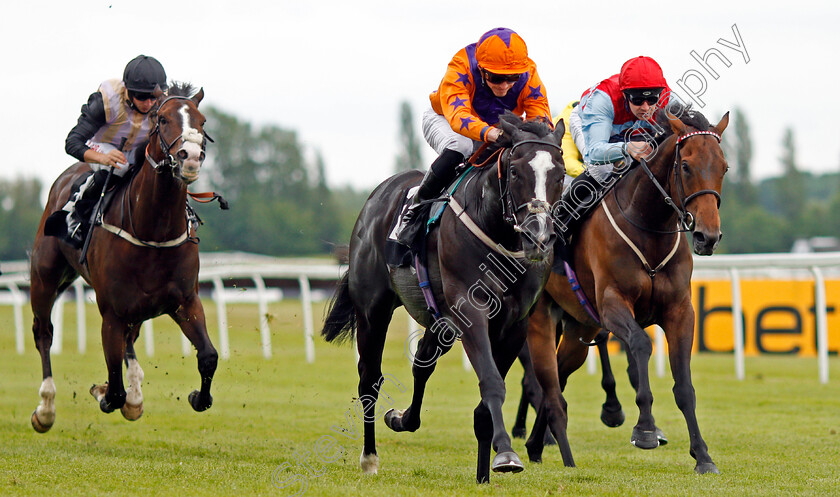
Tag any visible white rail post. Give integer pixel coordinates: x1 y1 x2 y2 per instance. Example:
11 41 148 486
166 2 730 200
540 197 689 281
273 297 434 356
50 293 65 354
254 275 272 359
74 279 86 354
407 317 421 365
654 325 666 378
11 283 25 355
586 343 597 374
811 266 829 384
729 268 745 380
299 275 314 363
212 276 230 360
143 320 155 357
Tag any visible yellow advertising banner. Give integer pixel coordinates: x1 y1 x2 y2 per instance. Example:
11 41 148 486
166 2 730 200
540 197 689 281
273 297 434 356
606 279 840 357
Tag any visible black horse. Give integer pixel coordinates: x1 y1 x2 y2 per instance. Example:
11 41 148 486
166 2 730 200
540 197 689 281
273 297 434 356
322 113 565 483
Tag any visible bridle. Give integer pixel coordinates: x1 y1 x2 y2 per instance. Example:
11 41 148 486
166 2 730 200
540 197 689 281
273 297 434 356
496 139 563 229
618 130 721 234
146 96 212 171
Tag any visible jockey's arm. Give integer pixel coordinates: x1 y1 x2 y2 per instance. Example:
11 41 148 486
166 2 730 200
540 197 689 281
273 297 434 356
579 91 627 165
65 92 106 163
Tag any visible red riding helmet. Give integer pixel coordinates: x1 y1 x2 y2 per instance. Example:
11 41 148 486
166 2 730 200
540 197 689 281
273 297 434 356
475 27 530 75
123 55 167 93
619 56 666 91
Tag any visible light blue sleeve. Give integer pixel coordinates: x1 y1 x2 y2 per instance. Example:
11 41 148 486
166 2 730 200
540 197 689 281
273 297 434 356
579 90 627 165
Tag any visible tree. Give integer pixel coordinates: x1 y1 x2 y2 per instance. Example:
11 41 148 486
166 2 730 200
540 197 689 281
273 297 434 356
0 178 44 259
722 108 756 206
394 101 424 173
775 127 806 230
195 106 342 255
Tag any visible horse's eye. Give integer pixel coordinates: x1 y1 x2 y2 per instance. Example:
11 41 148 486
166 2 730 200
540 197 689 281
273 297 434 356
681 161 690 174
159 117 168 126
510 167 518 179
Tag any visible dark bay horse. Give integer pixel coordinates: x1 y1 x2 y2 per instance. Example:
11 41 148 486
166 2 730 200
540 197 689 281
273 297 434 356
524 105 729 474
322 114 565 483
29 83 217 432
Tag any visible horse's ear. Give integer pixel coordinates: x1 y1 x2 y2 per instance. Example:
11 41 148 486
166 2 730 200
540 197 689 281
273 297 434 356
667 111 686 136
192 87 205 106
498 118 518 146
553 118 565 144
152 85 164 98
713 111 730 136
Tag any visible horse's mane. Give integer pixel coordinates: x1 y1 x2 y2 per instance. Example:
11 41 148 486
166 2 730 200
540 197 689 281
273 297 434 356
165 81 197 98
499 111 554 138
652 102 711 144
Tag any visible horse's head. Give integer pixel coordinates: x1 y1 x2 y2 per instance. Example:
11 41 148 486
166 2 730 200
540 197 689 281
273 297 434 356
664 109 730 255
149 83 209 185
496 114 566 262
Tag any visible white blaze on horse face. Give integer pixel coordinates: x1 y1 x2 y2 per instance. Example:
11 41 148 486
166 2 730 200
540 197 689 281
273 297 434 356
529 150 555 234
178 104 205 181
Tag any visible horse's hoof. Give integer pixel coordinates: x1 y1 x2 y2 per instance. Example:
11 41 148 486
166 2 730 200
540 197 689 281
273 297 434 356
695 462 719 474
525 441 544 463
655 427 668 445
631 427 660 450
600 404 625 427
543 431 556 446
188 390 213 412
120 402 144 421
31 410 53 433
492 451 524 473
89 383 108 402
360 451 379 474
383 408 404 432
511 426 527 439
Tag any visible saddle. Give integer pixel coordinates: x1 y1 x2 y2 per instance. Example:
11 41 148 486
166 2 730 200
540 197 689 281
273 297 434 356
385 164 475 268
43 169 127 242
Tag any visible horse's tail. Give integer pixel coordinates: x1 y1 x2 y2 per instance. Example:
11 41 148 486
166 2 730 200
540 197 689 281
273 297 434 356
321 271 357 344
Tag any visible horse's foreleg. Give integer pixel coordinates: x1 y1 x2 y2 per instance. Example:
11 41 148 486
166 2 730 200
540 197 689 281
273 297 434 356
525 295 575 466
384 318 454 434
121 329 144 421
463 318 525 483
30 311 56 432
355 307 392 475
596 331 625 428
601 299 658 450
664 307 718 474
91 315 128 413
172 297 217 412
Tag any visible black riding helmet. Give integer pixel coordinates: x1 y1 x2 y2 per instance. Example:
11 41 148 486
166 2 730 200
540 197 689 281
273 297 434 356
123 55 167 93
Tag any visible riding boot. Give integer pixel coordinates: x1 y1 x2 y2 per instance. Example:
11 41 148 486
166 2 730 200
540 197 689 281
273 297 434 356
63 170 109 247
395 149 464 247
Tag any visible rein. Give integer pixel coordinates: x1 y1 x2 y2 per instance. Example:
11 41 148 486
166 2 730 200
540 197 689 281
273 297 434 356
607 129 721 278
446 137 562 260
615 130 721 234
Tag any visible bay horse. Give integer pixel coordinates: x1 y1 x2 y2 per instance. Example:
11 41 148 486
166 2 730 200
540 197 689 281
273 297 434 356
524 104 729 474
29 83 217 432
322 113 565 483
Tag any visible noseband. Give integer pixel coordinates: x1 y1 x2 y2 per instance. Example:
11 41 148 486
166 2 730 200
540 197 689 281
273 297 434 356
498 139 562 229
634 130 721 232
146 96 212 171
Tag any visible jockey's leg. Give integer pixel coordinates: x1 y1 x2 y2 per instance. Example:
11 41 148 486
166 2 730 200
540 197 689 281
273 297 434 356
63 170 110 246
394 148 464 247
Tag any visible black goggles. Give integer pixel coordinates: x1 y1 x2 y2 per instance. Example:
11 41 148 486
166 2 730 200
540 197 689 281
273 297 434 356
624 90 662 106
130 92 157 102
483 70 522 84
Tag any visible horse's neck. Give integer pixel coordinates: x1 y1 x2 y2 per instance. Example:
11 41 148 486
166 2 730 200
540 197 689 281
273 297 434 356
618 144 678 228
455 171 519 249
125 163 187 239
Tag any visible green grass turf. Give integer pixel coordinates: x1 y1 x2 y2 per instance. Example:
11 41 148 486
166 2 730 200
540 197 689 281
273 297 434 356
1 300 838 496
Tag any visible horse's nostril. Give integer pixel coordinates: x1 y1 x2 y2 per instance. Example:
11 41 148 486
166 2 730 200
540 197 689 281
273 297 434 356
199 151 206 162
177 150 188 161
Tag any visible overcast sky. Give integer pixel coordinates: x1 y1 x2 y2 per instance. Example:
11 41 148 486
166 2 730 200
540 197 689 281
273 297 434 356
2 0 838 195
